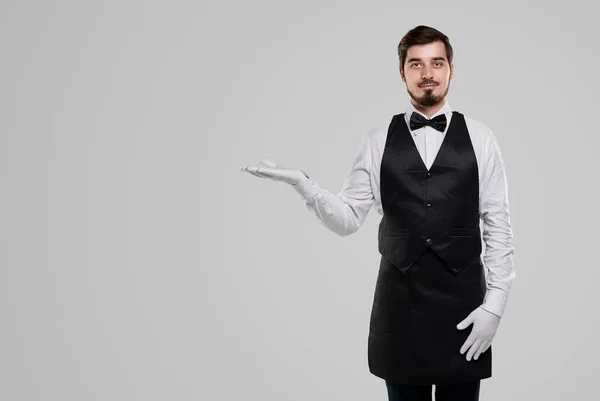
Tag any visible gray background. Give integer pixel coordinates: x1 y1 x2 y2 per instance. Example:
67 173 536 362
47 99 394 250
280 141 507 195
2 0 598 400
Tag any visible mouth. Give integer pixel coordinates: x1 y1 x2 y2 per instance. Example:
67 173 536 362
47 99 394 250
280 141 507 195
420 84 437 89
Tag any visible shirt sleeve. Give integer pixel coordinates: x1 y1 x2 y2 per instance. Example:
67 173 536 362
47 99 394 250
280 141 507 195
479 131 516 318
290 134 375 236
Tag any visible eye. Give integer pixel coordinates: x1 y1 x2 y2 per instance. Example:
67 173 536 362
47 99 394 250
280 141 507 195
411 63 421 67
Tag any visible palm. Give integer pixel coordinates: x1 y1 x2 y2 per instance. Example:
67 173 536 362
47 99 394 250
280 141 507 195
241 159 308 185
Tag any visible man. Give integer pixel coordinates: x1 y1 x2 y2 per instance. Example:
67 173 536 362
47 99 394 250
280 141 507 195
241 25 515 401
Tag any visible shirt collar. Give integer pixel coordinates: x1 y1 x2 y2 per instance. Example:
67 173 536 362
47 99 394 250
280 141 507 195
404 100 453 136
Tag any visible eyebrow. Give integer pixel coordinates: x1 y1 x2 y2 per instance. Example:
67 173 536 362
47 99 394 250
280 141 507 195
407 57 447 63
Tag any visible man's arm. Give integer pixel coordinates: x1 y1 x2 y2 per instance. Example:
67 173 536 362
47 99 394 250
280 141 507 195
291 133 375 236
479 130 516 318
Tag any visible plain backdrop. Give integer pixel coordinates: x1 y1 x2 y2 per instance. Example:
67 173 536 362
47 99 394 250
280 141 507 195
2 0 599 400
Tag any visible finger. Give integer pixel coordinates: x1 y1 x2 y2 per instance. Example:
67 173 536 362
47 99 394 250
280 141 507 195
466 339 482 361
457 319 470 330
460 333 476 355
241 165 261 173
244 165 279 179
483 342 492 353
254 166 285 179
473 341 488 360
258 159 279 168
246 170 265 178
457 313 473 330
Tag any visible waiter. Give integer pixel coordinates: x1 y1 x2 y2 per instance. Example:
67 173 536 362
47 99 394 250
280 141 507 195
242 25 515 401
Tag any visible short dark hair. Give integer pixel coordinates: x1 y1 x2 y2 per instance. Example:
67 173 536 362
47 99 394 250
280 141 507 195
397 25 453 69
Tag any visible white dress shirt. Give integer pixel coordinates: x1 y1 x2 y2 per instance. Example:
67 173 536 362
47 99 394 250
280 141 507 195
291 100 515 318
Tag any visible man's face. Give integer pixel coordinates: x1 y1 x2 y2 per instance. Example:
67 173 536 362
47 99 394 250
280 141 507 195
400 41 453 107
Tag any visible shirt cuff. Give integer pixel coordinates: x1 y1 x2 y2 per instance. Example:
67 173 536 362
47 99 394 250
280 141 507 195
481 288 508 318
291 178 321 201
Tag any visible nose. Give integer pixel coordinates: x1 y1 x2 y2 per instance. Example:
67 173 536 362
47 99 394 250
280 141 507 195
421 65 433 80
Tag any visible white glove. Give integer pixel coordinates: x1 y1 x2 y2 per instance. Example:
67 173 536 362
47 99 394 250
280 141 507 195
456 306 501 361
240 159 309 186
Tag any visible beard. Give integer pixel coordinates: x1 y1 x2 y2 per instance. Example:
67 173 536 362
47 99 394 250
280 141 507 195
407 82 450 107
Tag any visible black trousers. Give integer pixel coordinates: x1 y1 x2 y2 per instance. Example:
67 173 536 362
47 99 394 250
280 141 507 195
385 379 480 401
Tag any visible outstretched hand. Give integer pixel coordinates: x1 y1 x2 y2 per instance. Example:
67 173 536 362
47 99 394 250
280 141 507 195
456 306 501 361
241 159 309 186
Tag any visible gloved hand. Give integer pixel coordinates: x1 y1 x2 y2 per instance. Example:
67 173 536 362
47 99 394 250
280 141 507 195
456 306 501 361
240 159 309 186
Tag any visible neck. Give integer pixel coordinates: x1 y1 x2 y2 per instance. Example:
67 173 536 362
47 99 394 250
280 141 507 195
411 98 446 118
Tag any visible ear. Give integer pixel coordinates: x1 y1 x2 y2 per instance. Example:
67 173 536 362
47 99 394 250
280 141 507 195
450 64 454 80
399 66 405 82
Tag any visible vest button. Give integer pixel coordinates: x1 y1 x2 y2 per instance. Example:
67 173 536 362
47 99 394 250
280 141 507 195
426 238 432 244
426 173 432 178
426 203 431 207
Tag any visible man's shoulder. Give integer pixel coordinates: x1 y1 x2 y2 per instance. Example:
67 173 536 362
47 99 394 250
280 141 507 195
362 118 394 155
365 117 396 140
460 113 495 139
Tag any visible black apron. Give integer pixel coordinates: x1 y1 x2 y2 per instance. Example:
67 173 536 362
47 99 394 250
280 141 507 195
367 111 492 385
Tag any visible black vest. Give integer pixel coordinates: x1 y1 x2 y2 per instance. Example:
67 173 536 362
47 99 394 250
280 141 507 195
377 111 481 275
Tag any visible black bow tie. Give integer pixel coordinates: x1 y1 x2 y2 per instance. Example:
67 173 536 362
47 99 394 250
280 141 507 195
409 112 447 132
